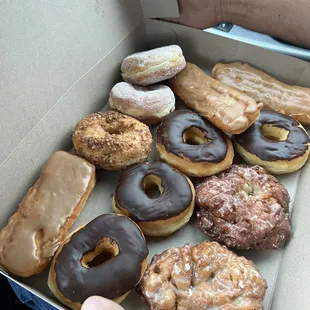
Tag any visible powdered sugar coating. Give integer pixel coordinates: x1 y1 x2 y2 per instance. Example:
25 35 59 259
109 82 175 124
196 165 291 250
121 45 186 86
138 241 267 310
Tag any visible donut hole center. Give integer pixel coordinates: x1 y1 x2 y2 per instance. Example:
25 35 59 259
105 126 122 135
81 237 119 268
262 124 289 141
183 127 208 145
143 174 164 199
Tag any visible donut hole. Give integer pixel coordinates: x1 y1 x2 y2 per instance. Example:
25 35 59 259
81 237 119 268
262 124 289 141
183 127 208 145
143 174 164 199
104 126 122 135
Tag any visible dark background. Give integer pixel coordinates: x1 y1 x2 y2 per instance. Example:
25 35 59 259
1 275 29 309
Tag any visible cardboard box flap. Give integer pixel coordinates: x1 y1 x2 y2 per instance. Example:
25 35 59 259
0 0 143 166
140 0 179 18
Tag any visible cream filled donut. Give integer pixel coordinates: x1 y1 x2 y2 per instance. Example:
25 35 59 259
109 82 175 125
121 45 186 86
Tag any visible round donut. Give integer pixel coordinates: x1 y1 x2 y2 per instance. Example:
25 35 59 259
234 109 310 174
113 162 195 237
196 165 291 250
72 111 152 170
156 110 234 177
138 241 267 310
109 82 175 125
48 214 148 310
121 45 186 86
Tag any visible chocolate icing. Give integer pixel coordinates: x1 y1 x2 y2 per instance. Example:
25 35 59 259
157 110 228 162
114 162 193 222
54 214 148 303
235 109 310 161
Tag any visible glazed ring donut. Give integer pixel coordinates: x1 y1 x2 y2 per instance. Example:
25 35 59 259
121 45 186 86
72 111 152 170
196 165 291 250
234 109 310 174
113 161 195 237
48 214 148 310
109 82 175 125
138 241 267 310
156 110 234 177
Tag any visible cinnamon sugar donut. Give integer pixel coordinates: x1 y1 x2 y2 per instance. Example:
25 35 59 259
138 241 267 310
72 111 152 170
196 165 291 250
121 45 186 86
109 82 175 125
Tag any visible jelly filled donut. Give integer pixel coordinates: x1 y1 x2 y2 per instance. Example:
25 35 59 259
72 111 152 170
234 109 310 174
48 214 148 310
196 165 291 250
156 110 234 177
138 241 267 310
109 82 175 125
121 45 186 86
113 162 195 237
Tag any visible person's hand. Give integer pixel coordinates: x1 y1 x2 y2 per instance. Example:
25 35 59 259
163 0 224 29
82 296 125 310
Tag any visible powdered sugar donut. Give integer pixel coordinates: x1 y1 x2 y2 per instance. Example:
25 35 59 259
121 45 186 86
109 82 175 125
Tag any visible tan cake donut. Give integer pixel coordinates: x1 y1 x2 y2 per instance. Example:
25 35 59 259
121 45 186 86
72 111 152 170
109 82 175 124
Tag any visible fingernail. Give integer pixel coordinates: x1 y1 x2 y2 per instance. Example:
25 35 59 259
82 296 122 310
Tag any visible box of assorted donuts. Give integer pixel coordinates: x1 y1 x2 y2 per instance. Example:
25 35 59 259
1 1 310 310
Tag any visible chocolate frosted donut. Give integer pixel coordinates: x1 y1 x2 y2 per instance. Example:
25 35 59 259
196 165 291 250
156 110 234 177
48 214 148 309
113 162 195 236
234 109 310 174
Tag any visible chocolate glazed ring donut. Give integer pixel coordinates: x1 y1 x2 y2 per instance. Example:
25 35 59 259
113 162 195 237
156 110 234 177
234 109 310 174
48 214 148 310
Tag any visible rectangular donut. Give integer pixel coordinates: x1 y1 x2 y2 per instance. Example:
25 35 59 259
169 62 262 134
212 62 310 125
0 151 96 277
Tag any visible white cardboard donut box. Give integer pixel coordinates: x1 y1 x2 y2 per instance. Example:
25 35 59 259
1 1 310 309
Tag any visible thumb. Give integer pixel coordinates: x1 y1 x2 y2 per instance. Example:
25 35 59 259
82 296 125 310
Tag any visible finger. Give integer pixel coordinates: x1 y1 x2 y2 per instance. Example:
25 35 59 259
81 296 125 310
